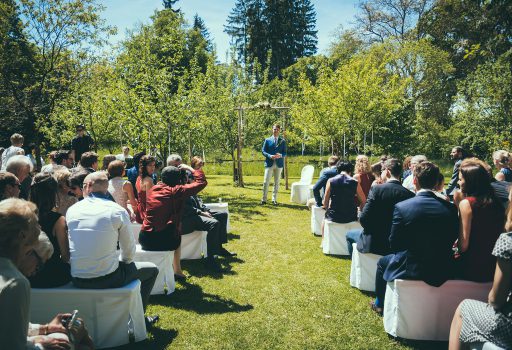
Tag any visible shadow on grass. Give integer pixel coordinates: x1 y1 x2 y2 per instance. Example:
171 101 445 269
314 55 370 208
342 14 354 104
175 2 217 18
153 280 254 315
181 256 244 279
391 336 448 350
227 232 240 240
107 328 178 350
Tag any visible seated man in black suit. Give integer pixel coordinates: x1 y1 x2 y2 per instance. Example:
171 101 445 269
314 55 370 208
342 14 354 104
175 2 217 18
307 155 339 208
371 162 459 315
345 158 415 256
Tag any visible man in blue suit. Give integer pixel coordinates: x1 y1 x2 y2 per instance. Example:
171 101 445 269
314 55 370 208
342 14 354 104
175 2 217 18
261 124 287 205
306 155 339 208
371 161 458 315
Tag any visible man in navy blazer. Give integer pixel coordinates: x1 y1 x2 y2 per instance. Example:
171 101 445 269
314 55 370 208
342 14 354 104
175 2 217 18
345 158 414 256
261 124 287 205
371 161 458 314
307 155 339 208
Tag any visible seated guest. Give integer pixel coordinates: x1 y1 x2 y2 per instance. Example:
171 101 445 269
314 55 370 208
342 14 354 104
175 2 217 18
449 204 512 349
456 158 505 282
434 172 450 201
101 154 116 171
68 170 89 200
139 163 207 280
127 152 157 197
25 143 45 170
493 150 512 182
108 160 138 221
76 151 99 173
0 171 21 200
370 162 384 187
353 155 374 199
54 169 78 216
307 155 339 208
402 155 427 192
345 159 414 256
6 154 33 200
67 172 159 325
28 173 71 288
0 198 93 350
40 151 58 173
135 155 157 223
116 146 133 164
1 133 24 171
371 162 459 315
322 161 366 236
401 156 412 181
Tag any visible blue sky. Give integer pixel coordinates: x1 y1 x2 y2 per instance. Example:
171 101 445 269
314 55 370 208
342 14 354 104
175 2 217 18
102 0 360 61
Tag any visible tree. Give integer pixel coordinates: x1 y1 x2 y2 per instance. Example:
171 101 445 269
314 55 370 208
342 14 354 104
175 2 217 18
356 0 433 43
224 0 253 63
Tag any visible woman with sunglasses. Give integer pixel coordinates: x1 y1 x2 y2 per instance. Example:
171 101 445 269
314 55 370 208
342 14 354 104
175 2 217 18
28 173 71 288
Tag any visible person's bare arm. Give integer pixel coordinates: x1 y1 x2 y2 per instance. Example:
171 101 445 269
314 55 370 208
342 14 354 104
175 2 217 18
489 258 511 309
457 199 472 253
123 181 138 212
322 180 331 209
495 172 505 181
54 216 70 263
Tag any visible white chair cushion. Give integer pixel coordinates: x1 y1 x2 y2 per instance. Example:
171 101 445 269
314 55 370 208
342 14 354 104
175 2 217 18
204 202 231 232
384 279 492 341
349 243 382 292
290 182 311 204
181 230 208 260
134 245 175 295
322 221 362 255
30 280 146 348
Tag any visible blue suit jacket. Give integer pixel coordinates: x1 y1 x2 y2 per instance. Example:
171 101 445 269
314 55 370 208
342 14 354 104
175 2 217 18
312 167 338 206
262 136 287 168
383 191 459 287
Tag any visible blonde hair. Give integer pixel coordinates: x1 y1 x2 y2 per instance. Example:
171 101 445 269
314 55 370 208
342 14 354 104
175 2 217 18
0 199 40 262
493 150 510 166
34 232 54 262
191 156 204 169
355 155 371 174
53 169 72 190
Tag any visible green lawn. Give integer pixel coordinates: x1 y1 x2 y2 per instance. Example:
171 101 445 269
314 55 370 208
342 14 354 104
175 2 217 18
117 175 447 350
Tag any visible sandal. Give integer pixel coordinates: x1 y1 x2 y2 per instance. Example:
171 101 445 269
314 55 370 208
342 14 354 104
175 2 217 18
370 301 383 316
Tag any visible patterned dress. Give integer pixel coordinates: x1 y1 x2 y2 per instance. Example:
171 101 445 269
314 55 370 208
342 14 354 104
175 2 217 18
459 232 512 348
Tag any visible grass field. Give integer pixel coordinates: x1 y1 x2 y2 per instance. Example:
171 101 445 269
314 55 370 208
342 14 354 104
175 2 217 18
115 175 448 350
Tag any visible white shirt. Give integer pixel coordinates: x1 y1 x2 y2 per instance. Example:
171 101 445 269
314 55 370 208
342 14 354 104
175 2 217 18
402 174 416 192
115 153 132 162
1 146 24 170
66 195 135 279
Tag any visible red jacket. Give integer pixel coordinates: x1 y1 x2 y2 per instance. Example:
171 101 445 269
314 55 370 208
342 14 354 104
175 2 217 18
141 169 207 233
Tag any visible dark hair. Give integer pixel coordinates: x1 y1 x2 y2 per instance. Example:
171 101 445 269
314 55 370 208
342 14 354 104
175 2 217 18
108 160 125 178
80 152 98 168
54 150 71 165
69 171 89 190
0 171 18 200
383 158 402 178
76 124 85 131
371 162 382 176
414 161 440 189
460 160 496 206
101 154 116 171
29 173 58 216
27 143 36 152
133 151 146 168
336 161 354 175
139 155 156 179
161 166 181 187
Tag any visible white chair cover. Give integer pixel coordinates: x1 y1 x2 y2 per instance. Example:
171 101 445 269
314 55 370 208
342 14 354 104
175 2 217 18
322 221 362 255
310 206 325 236
470 343 505 350
30 280 146 349
349 243 382 292
384 279 492 341
134 245 175 295
290 165 315 204
181 230 208 260
204 202 231 232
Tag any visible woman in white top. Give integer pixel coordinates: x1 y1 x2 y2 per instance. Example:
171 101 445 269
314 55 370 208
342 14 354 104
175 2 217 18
107 160 138 221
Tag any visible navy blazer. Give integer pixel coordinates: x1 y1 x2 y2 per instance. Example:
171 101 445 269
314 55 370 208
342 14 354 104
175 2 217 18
357 180 415 255
383 191 459 287
262 136 287 168
312 167 338 206
446 159 461 196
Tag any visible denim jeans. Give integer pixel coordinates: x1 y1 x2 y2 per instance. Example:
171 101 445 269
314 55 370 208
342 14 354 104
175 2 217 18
346 229 363 257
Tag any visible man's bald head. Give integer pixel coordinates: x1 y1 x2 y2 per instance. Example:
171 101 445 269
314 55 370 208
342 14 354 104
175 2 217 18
83 171 109 196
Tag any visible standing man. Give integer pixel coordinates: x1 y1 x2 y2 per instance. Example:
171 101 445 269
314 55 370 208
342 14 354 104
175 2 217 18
70 124 94 165
261 124 287 205
446 146 466 198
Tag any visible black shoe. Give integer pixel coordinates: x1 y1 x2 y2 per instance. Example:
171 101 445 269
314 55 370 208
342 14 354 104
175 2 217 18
272 200 278 206
219 247 237 257
261 200 266 205
204 257 223 272
174 273 187 282
145 315 159 328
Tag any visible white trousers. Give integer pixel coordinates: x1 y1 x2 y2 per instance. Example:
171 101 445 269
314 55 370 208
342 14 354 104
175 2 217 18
262 163 282 202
